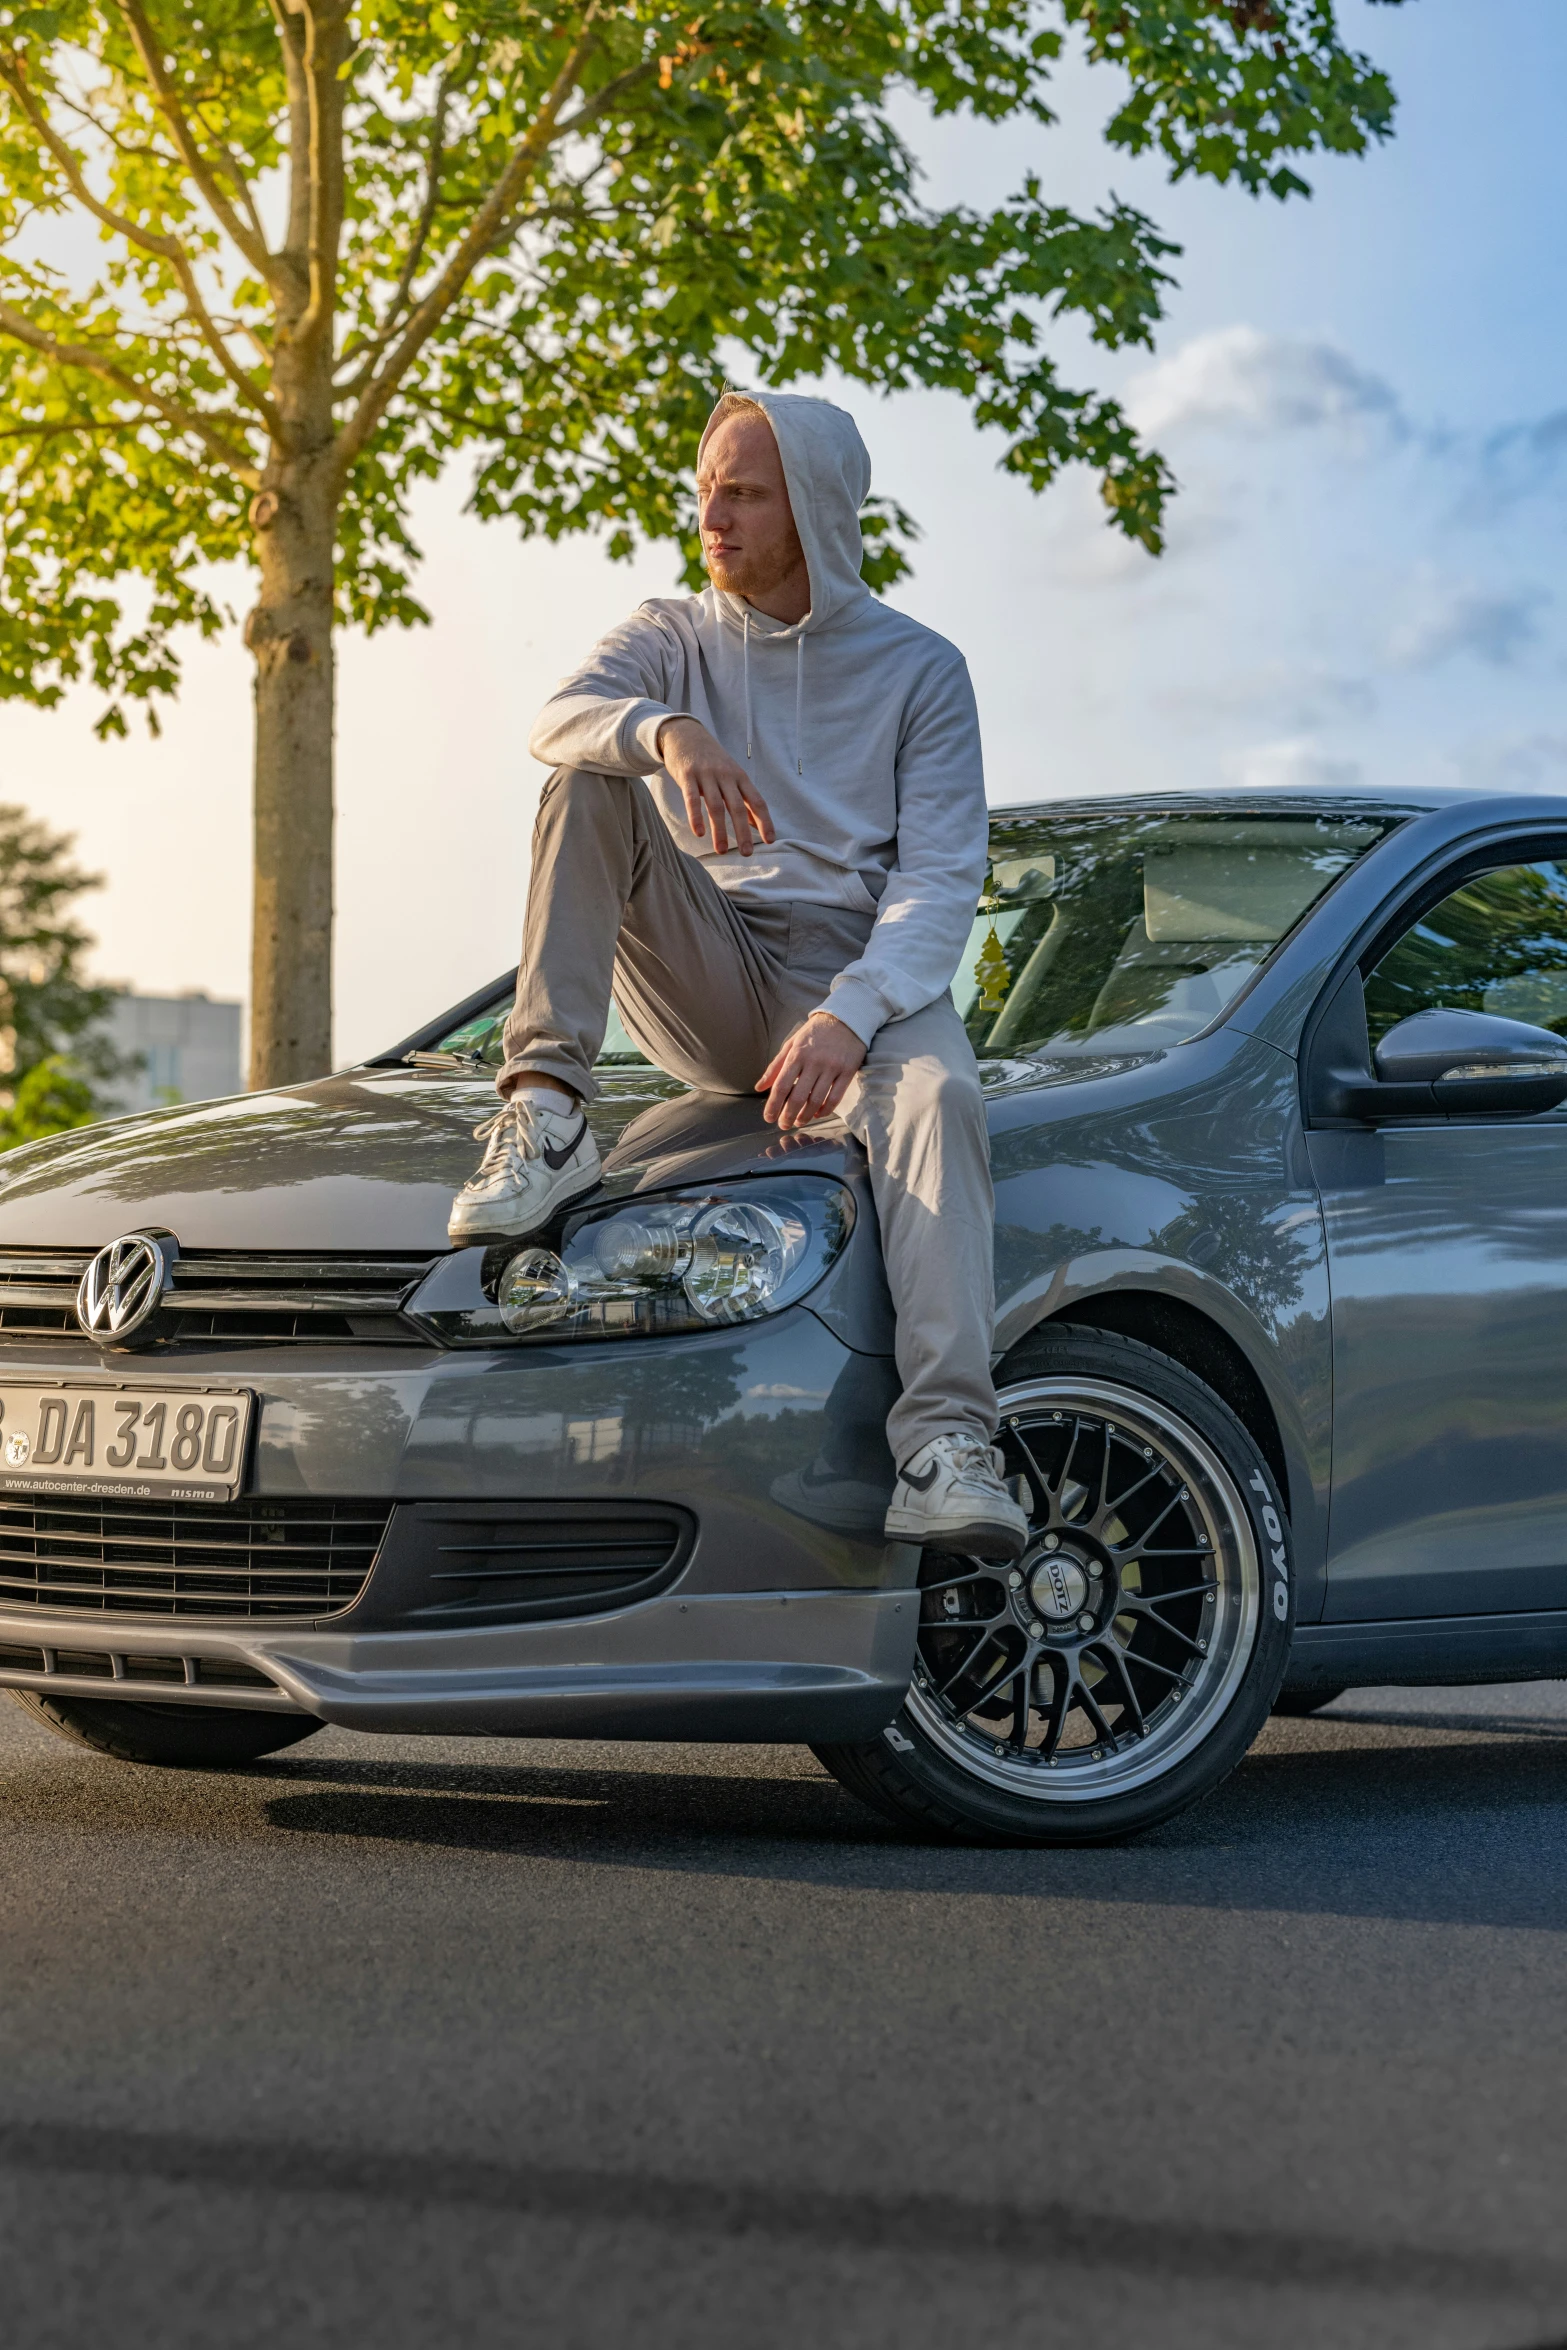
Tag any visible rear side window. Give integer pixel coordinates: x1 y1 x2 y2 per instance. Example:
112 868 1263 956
1364 856 1567 1050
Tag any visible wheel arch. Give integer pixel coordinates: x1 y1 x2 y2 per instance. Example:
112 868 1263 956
999 1289 1292 1520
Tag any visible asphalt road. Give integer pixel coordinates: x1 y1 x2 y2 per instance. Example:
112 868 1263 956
4 1684 1567 2350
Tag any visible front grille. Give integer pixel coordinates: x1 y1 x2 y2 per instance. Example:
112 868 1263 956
0 1248 439 1345
0 1252 85 1338
0 1493 392 1619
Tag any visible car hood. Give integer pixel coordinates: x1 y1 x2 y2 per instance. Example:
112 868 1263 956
0 1067 866 1252
0 1044 1172 1253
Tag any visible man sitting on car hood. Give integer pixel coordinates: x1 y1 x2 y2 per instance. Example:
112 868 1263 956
448 388 1027 1561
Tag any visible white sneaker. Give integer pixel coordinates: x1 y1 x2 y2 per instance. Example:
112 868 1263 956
447 1094 601 1243
884 1433 1029 1559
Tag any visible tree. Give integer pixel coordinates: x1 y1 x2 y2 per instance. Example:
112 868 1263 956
0 1054 98 1146
0 801 125 1144
0 1 1402 1086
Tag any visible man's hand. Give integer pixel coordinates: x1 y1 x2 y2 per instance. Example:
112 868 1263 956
756 1011 867 1129
657 715 775 857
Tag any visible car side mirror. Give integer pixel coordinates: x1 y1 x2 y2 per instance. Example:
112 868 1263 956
1353 1007 1567 1122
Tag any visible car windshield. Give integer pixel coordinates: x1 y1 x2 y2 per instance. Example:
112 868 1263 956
432 993 649 1069
427 805 1398 1071
957 806 1397 1058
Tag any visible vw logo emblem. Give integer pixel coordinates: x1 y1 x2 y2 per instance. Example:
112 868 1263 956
76 1232 173 1344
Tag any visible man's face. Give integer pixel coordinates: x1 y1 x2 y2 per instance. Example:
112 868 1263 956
697 412 807 603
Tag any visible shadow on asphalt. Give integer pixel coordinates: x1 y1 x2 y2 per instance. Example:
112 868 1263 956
1327 1706 1567 1741
1 2111 1563 2315
241 1720 1567 1931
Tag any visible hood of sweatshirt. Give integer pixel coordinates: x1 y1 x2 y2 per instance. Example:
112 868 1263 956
697 391 872 640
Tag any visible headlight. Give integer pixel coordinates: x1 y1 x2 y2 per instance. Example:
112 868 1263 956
496 1245 578 1334
408 1177 853 1345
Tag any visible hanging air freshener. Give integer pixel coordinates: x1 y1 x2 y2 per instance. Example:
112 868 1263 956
974 877 1011 1012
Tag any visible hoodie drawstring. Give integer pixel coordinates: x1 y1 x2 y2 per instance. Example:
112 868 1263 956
739 603 805 780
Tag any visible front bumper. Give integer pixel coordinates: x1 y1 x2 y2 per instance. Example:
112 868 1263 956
0 1304 916 1743
0 1582 918 1742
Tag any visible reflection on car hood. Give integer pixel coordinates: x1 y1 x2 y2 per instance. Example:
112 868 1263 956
0 1045 1165 1252
977 1051 1163 1095
0 1068 862 1251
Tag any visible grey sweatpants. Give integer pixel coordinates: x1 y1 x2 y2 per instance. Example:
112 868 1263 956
500 768 998 1465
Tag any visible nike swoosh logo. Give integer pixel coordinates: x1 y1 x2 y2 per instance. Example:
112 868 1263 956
900 1459 940 1494
542 1116 590 1171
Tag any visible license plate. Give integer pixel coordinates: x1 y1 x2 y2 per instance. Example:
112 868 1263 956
0 1383 253 1504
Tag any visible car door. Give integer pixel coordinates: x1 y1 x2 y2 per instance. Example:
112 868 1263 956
1306 840 1567 1621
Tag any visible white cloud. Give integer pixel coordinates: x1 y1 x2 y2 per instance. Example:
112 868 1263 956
1033 461 1236 590
1127 326 1403 440
1384 576 1548 670
1224 739 1365 793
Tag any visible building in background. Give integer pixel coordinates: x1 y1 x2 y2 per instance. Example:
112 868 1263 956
105 991 243 1113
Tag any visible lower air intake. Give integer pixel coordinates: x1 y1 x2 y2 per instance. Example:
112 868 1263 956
341 1500 697 1629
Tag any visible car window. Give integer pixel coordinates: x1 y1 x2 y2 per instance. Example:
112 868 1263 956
958 810 1396 1057
1364 855 1567 1050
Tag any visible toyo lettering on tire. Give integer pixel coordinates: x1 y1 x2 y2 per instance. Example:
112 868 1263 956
814 1329 1293 1846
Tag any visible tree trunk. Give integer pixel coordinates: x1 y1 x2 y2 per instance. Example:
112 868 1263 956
245 464 336 1089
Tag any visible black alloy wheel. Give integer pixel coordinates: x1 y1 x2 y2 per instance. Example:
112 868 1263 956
815 1330 1293 1845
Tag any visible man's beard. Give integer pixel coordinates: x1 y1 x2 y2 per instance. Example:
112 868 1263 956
704 541 801 599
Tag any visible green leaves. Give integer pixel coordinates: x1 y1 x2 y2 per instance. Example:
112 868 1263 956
0 326 240 727
0 0 1402 721
1065 0 1403 197
0 1053 98 1147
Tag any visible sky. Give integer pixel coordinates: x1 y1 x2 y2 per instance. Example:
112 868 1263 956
1 0 1565 1069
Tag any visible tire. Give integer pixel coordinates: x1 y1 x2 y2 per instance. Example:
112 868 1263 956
814 1329 1293 1845
9 1689 321 1767
1272 1685 1346 1717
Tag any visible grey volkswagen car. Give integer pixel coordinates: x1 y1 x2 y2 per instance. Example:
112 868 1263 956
3 782 1567 1845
